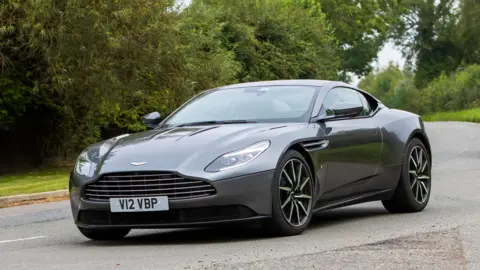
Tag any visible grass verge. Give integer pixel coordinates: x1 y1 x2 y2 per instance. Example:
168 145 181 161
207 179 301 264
0 195 70 208
0 168 70 197
423 108 480 123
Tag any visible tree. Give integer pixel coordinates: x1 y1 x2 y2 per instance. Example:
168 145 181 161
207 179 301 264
456 0 480 66
183 0 341 82
314 0 400 79
390 0 461 88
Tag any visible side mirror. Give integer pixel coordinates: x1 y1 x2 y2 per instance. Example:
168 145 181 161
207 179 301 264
142 111 162 129
319 103 364 121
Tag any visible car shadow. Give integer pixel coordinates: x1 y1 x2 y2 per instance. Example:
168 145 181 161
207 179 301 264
79 204 390 246
309 204 390 229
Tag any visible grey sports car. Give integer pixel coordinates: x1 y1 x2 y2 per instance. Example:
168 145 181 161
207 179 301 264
69 79 432 240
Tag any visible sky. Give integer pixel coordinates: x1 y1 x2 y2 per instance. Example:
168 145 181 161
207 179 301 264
176 0 405 86
351 42 404 85
377 42 405 70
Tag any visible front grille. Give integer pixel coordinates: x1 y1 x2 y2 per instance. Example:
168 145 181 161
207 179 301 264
83 171 216 201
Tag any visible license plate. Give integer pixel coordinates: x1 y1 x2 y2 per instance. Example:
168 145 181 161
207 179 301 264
109 196 169 212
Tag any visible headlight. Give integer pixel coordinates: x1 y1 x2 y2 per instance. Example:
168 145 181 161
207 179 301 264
74 134 129 177
205 140 270 172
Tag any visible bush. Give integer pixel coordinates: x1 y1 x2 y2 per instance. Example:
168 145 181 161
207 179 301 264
358 63 480 116
358 63 419 112
417 65 480 114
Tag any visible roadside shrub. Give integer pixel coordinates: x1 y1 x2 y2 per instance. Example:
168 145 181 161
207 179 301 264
358 64 480 115
418 65 480 114
358 63 418 112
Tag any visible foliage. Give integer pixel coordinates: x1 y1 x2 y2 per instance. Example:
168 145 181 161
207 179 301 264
417 65 480 114
0 1 47 131
33 0 239 152
0 0 340 169
359 63 480 115
390 0 480 88
0 75 33 130
358 62 420 112
314 0 400 78
456 0 480 66
183 0 340 82
0 0 241 163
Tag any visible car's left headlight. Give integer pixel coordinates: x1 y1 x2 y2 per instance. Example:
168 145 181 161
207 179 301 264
74 134 130 177
205 140 270 172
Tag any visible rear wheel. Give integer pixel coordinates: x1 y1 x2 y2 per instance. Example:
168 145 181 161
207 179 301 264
77 226 131 241
382 138 431 213
264 150 314 236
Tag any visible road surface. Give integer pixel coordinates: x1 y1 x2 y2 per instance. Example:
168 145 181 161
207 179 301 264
1 122 479 269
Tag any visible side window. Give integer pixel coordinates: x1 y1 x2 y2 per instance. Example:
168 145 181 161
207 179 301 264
322 87 365 116
356 92 372 115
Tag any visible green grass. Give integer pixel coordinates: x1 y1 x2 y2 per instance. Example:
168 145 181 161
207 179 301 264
0 168 70 197
423 108 480 123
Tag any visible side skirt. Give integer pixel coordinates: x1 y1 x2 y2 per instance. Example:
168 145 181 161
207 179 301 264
313 189 395 213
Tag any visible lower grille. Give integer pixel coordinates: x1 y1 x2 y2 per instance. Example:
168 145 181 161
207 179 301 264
77 205 257 225
84 171 216 201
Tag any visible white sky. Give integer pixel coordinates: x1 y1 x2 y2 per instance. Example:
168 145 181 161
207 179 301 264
176 0 405 86
377 42 405 69
351 42 404 85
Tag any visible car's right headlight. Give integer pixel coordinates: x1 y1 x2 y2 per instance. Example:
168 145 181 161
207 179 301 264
74 134 129 177
205 140 270 172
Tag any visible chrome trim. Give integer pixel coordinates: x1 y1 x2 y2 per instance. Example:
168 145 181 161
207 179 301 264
84 171 217 201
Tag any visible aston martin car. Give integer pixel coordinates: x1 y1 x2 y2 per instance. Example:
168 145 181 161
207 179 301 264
69 79 432 240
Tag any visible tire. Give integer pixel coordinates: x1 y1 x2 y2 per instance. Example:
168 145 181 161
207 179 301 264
382 138 432 213
77 226 131 241
263 149 315 236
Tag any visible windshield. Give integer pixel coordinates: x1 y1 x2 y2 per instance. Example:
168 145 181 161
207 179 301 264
162 85 318 126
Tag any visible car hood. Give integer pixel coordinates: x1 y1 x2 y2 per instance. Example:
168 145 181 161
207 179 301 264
98 123 303 175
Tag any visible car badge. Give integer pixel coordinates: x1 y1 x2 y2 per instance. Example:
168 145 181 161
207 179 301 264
131 162 147 166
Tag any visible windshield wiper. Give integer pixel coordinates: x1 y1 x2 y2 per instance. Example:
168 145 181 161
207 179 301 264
175 120 256 127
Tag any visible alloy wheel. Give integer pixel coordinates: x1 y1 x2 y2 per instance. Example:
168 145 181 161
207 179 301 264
278 158 313 227
408 145 431 204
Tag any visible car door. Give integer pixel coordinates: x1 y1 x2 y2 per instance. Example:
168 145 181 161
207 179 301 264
315 87 382 198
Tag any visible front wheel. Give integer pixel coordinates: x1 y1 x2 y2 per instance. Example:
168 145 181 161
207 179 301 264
382 138 432 213
77 226 131 241
263 150 315 236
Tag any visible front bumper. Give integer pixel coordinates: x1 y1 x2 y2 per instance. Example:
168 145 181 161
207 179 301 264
70 170 275 229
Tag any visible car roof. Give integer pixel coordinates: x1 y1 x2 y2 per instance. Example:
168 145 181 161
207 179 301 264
215 79 339 90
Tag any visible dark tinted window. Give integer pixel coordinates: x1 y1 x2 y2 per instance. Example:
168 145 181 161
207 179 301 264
322 87 365 116
356 92 372 115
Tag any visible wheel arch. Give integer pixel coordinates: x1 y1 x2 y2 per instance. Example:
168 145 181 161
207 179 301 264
283 143 321 198
407 130 432 163
288 144 316 180
274 139 318 182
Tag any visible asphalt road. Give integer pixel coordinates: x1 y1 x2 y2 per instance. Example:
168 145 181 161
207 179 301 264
1 122 479 269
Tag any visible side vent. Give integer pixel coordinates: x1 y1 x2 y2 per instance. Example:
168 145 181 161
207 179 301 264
301 140 329 152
